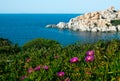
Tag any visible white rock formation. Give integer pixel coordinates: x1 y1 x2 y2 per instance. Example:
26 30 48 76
46 6 120 32
117 25 120 31
56 22 67 29
46 24 57 28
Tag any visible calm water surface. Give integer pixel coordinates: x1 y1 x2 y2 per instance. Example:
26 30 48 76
0 14 120 46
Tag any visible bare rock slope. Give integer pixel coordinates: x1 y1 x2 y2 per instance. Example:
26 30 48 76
46 6 120 32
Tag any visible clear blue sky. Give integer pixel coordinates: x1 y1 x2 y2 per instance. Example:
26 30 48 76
0 0 120 13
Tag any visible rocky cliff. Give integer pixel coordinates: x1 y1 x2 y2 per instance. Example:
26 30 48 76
46 6 120 32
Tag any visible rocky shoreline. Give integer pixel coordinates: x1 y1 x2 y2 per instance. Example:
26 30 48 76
46 6 120 32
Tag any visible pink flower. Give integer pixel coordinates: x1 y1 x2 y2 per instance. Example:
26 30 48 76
70 57 79 63
85 56 94 62
57 71 65 77
43 66 49 70
28 67 34 73
86 50 94 56
26 58 30 62
34 65 41 71
20 75 28 80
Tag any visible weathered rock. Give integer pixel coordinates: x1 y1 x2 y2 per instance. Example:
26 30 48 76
56 22 67 29
108 26 117 31
91 27 98 32
46 24 57 28
80 27 87 31
107 6 115 11
117 25 120 31
46 6 120 32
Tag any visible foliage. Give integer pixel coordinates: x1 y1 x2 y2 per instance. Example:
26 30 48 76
0 38 120 81
0 38 20 54
22 38 62 51
111 20 120 26
0 38 12 47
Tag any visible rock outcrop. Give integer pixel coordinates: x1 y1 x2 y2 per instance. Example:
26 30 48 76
46 6 120 32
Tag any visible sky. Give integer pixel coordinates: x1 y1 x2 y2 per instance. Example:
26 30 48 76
0 0 120 13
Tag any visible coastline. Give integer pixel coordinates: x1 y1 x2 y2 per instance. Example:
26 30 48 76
46 6 120 32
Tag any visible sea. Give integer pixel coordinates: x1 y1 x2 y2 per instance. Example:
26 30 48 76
0 14 120 46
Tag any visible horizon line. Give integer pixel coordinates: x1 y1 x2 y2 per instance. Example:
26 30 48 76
0 13 83 14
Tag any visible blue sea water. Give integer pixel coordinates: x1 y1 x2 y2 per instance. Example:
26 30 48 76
0 14 120 46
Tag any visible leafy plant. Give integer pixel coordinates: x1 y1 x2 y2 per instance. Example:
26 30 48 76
0 38 20 54
22 38 61 51
0 38 120 81
111 20 120 26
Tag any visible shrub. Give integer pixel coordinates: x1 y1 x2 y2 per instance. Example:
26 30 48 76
111 20 120 26
0 38 20 54
0 38 12 47
0 38 120 81
22 38 61 50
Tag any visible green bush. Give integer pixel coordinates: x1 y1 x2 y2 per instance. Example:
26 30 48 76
111 20 120 26
0 38 120 81
22 38 61 50
0 38 20 54
0 38 12 47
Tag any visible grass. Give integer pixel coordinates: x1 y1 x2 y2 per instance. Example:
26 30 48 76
0 38 120 81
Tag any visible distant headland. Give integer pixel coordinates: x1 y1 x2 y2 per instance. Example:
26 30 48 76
46 6 120 32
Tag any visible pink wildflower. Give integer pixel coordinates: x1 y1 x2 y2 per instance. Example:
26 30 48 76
57 71 65 77
85 56 94 62
43 66 49 70
28 67 34 73
86 50 94 56
70 57 79 63
34 65 41 71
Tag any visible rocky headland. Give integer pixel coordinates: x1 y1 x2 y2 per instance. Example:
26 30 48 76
46 6 120 32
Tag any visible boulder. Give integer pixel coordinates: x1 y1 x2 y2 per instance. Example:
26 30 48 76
56 22 67 29
91 27 98 32
108 26 117 31
117 25 120 31
80 27 87 31
46 24 57 28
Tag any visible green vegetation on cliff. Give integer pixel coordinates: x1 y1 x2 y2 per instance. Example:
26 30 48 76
111 20 120 26
0 38 20 54
22 38 61 51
